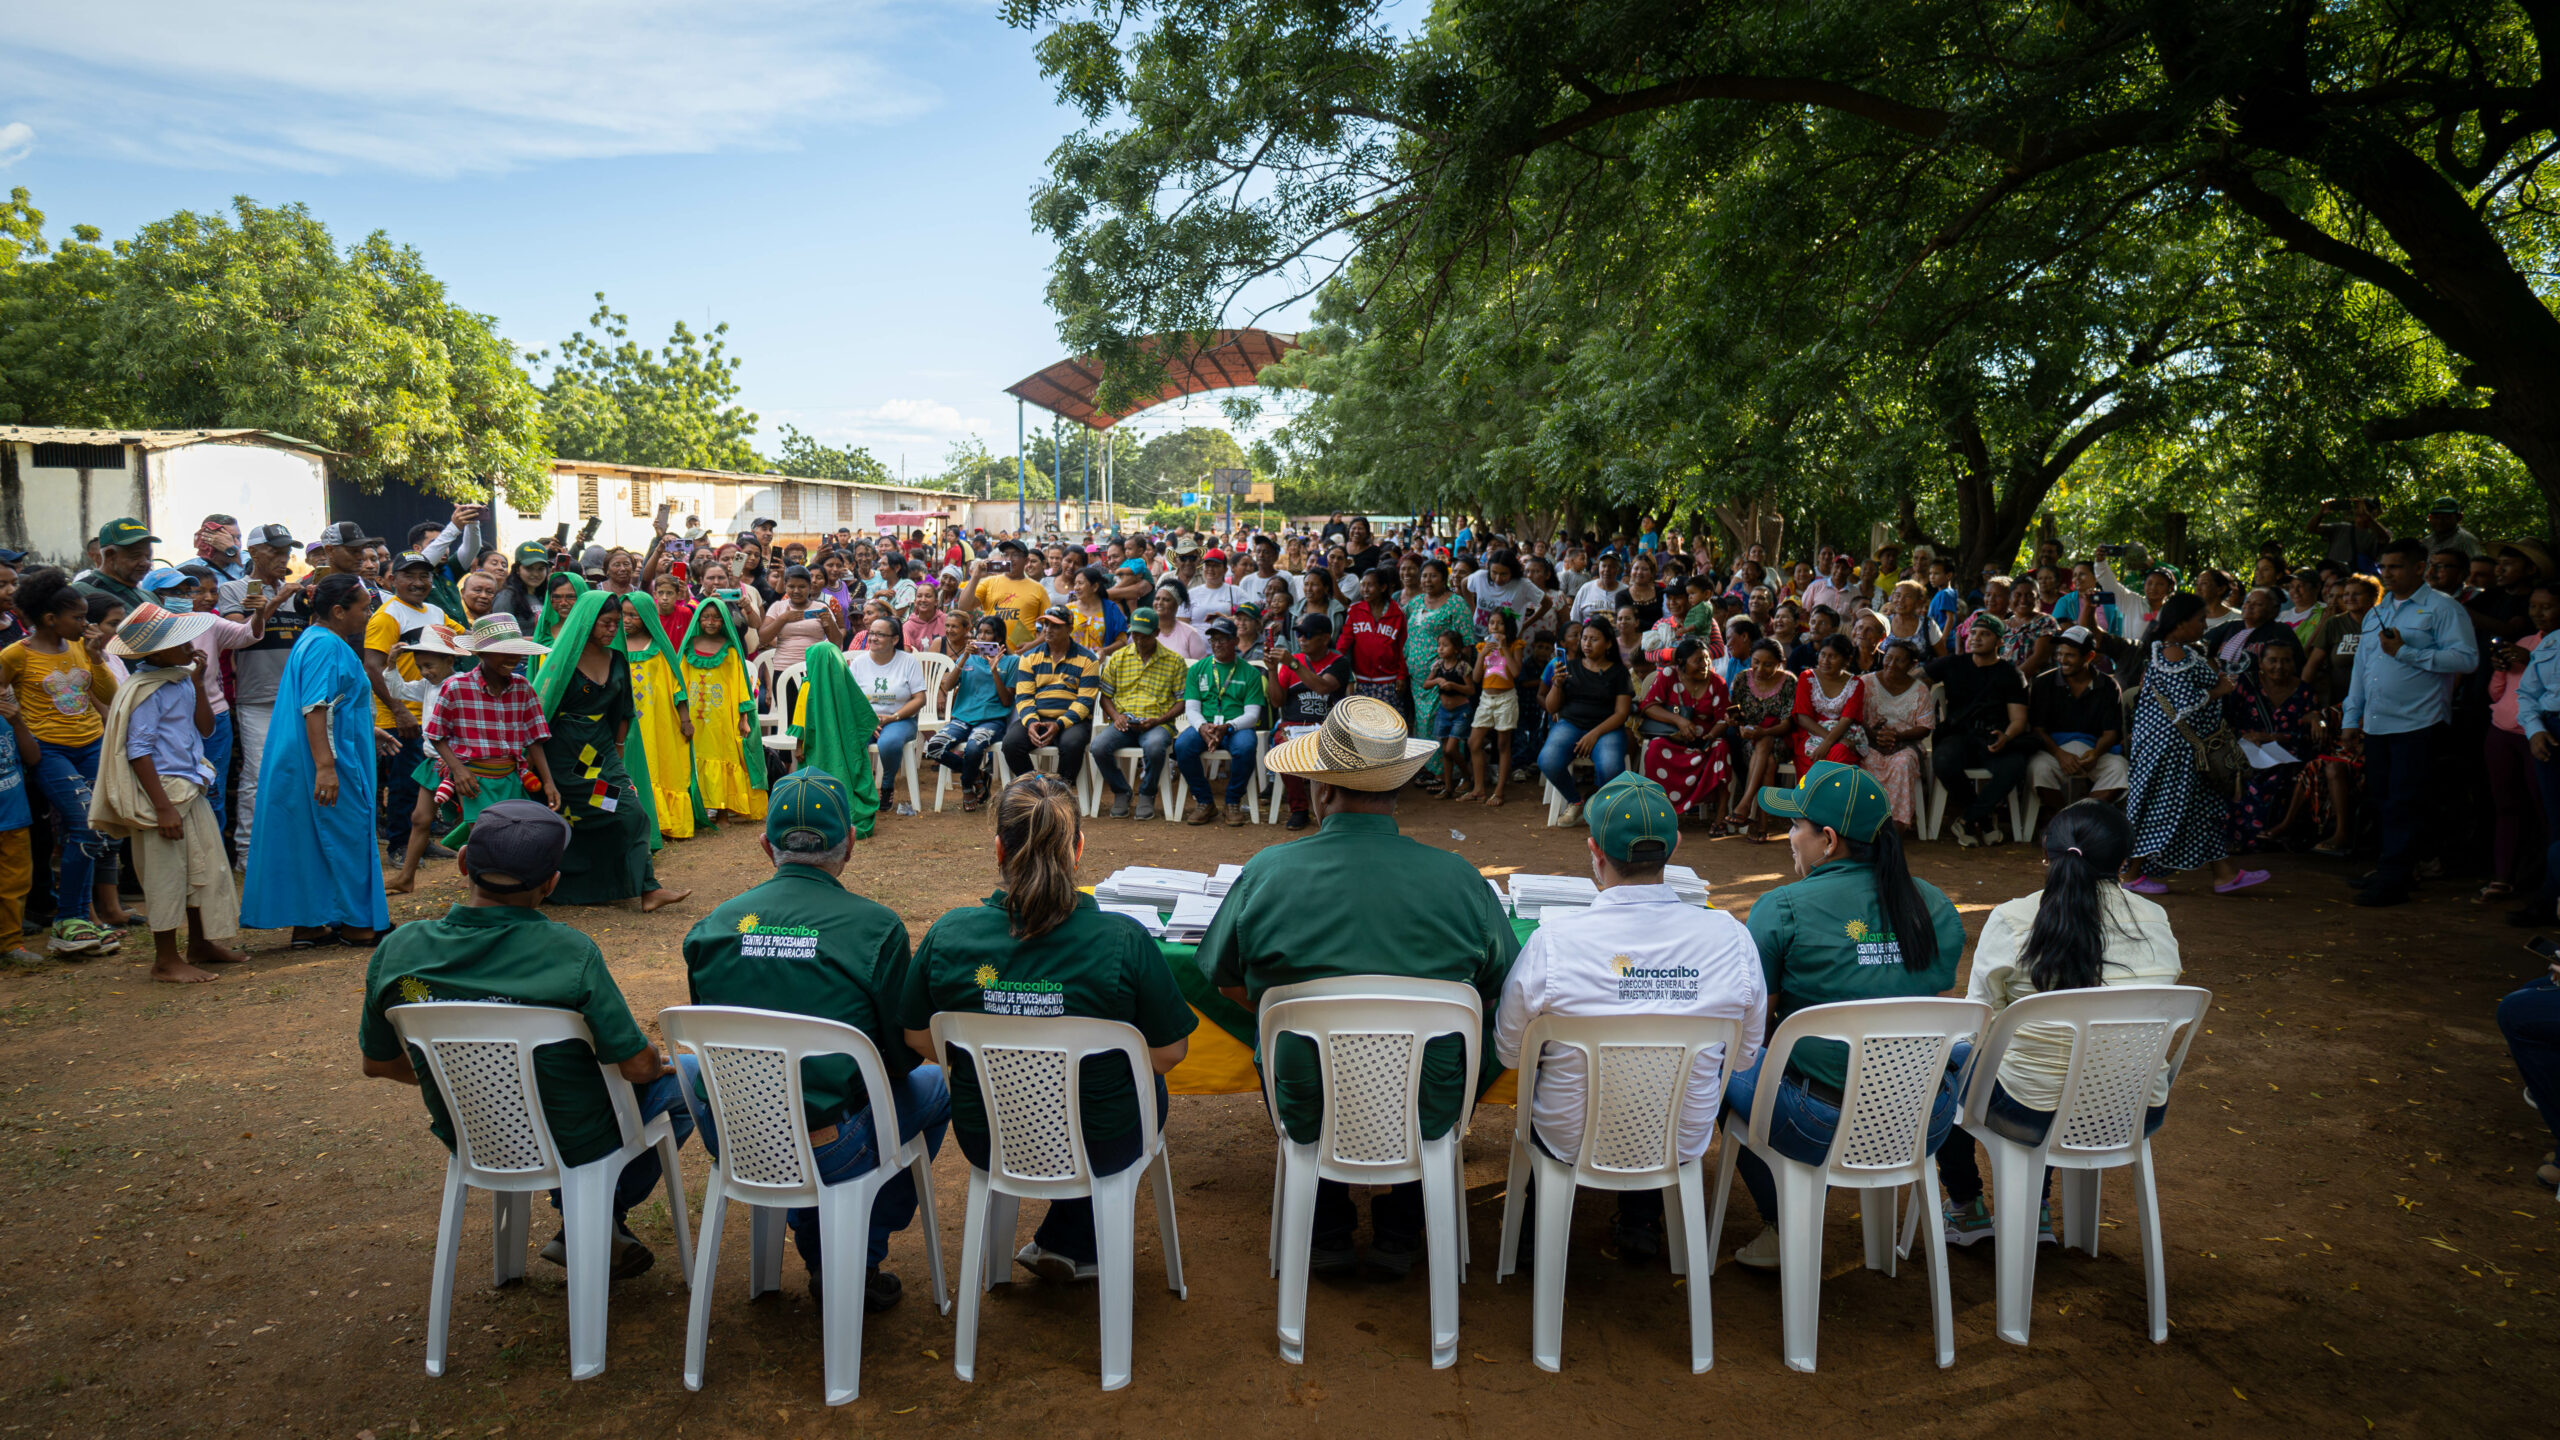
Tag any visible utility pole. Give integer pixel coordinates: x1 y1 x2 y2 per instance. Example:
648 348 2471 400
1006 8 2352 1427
1015 398 1026 534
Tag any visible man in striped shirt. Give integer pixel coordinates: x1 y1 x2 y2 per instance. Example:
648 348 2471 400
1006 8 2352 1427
1000 605 1102 793
1091 607 1190 819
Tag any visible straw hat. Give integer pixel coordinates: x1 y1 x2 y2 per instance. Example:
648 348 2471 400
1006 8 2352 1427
1264 695 1437 792
397 625 468 658
107 602 216 658
461 613 550 656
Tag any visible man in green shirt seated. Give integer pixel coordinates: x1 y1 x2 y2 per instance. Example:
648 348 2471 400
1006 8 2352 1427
1203 697 1518 1277
678 768 949 1313
357 800 694 1280
1721 761 1965 1270
1174 615 1265 826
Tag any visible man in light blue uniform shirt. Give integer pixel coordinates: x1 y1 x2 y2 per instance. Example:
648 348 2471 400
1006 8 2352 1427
2342 536 2479 907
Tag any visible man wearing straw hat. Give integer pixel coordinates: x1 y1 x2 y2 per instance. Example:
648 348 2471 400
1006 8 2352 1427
1201 695 1520 1277
421 615 561 856
89 602 248 984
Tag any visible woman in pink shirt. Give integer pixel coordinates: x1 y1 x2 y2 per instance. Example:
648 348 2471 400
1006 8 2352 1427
2483 584 2558 902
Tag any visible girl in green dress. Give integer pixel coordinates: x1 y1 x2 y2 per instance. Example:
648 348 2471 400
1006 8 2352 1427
530 589 691 912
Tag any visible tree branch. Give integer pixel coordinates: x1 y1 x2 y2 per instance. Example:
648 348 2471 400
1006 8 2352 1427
2365 402 2500 442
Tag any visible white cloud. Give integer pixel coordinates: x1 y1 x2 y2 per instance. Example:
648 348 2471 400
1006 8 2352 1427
0 2 934 176
0 122 30 168
781 397 993 457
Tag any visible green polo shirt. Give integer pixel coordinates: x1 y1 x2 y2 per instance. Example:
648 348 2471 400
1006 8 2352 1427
357 905 651 1168
73 568 151 611
899 892 1196 1144
1743 859 1964 1093
681 866 914 1132
1184 653 1262 725
1198 812 1517 1143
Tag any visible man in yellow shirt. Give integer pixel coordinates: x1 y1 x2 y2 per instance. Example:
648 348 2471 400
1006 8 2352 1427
1091 608 1189 819
971 538 1049 650
364 552 449 848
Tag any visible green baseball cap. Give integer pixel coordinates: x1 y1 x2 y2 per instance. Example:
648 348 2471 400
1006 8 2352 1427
513 540 551 567
1587 771 1681 865
1757 760 1892 843
767 768 851 853
2428 495 2462 515
96 517 158 549
1127 606 1160 635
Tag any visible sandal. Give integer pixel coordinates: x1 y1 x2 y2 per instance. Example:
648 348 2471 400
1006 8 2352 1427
288 928 340 950
2479 881 2517 903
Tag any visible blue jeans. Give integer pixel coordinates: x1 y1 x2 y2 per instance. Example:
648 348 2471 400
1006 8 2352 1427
2533 728 2560 905
1090 721 1173 796
203 710 234 854
2501 980 2560 1156
680 1056 952 1270
2362 727 2433 893
1536 719 1627 803
1174 725 1258 804
931 718 1006 788
874 718 918 799
33 740 105 923
1933 1041 2167 1206
380 730 424 844
1721 1056 1956 1227
546 1070 696 1229
956 1074 1165 1265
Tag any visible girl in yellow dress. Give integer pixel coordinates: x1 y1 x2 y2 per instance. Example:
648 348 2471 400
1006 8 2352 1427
619 592 699 839
679 593 767 822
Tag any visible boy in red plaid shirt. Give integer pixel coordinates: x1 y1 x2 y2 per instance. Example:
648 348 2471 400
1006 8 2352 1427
389 616 560 894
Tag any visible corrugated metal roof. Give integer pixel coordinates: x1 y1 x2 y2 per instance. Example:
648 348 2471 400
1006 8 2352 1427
0 426 340 456
1005 328 1300 430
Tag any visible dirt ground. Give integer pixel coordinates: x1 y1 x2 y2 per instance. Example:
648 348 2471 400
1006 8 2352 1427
3 788 2554 1439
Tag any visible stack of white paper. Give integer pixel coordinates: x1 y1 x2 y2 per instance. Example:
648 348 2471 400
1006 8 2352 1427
1104 867 1211 903
1207 863 1244 896
1100 903 1168 937
1662 864 1712 906
1507 873 1599 909
1163 892 1223 945
1485 877 1514 915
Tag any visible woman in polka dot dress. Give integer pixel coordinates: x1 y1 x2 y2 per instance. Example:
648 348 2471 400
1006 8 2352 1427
2123 594 2268 894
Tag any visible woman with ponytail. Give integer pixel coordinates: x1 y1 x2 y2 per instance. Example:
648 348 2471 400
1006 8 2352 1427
1937 802 2183 1245
897 773 1197 1280
1723 759 1966 1271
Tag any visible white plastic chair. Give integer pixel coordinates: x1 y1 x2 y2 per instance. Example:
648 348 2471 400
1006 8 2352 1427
994 742 1098 816
660 1005 949 1405
760 661 809 768
927 1012 1187 1392
1495 1013 1742 1373
1704 996 1988 1372
1086 736 1182 821
1540 755 1595 826
1955 984 2208 1346
1256 976 1482 1368
388 1002 694 1382
1167 728 1265 824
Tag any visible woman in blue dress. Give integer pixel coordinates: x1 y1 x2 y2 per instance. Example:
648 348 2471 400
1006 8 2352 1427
240 573 394 947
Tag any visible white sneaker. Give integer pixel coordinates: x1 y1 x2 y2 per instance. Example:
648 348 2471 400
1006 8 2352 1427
1732 1225 1781 1270
1014 1240 1097 1283
1548 801 1583 829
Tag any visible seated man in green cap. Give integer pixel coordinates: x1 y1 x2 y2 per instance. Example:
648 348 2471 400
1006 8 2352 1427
358 799 694 1279
1204 696 1518 1276
678 768 949 1313
1089 606 1189 819
1494 770 1766 1260
1720 761 1965 1270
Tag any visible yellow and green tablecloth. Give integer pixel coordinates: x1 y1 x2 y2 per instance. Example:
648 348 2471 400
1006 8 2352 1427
1153 916 1538 1105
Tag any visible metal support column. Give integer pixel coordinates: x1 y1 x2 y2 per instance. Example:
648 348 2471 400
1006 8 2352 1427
1015 399 1027 534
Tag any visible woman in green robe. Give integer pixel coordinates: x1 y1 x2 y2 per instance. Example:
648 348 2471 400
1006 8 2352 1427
531 570 591 649
788 640 884 839
531 589 691 911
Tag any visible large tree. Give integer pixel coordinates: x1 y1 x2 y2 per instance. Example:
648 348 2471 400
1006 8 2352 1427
1 191 550 506
1015 0 2560 531
768 424 891 484
539 296 760 474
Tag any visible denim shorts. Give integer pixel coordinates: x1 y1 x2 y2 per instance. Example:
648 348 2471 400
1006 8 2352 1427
1431 702 1475 740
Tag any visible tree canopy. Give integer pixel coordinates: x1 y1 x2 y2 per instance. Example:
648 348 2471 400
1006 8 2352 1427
0 190 550 507
1012 0 2560 559
538 296 760 476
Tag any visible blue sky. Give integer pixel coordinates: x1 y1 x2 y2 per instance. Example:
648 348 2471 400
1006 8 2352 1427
0 0 1299 473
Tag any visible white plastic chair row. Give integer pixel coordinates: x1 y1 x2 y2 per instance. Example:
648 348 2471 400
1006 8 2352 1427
387 1001 695 1384
1496 1013 1740 1372
662 1005 947 1405
868 651 951 814
1957 984 2208 1346
1257 976 1481 1368
928 1011 1186 1392
758 660 809 770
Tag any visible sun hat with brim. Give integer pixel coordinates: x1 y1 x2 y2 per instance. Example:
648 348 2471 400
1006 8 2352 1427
1264 695 1437 792
461 613 550 656
107 602 216 658
2500 539 2554 577
1757 760 1893 844
396 626 468 658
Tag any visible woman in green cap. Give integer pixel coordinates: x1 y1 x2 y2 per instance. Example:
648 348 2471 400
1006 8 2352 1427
531 588 690 911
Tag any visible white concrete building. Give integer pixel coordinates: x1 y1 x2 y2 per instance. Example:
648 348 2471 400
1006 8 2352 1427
512 459 967 554
0 427 333 568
